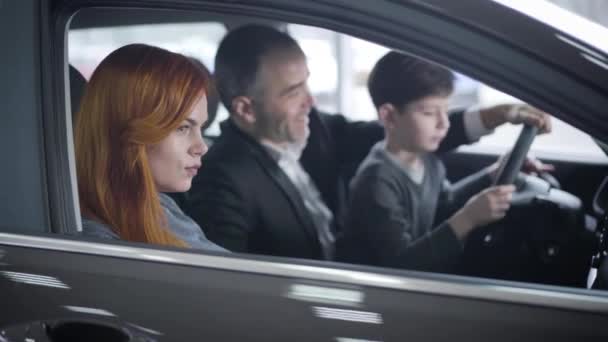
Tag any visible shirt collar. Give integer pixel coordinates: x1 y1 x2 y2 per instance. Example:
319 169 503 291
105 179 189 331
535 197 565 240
260 141 304 162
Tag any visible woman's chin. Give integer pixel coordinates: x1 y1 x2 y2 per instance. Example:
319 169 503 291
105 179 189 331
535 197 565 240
161 181 192 193
178 182 192 193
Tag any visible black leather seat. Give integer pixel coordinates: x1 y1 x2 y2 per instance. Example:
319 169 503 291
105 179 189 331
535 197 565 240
69 65 87 120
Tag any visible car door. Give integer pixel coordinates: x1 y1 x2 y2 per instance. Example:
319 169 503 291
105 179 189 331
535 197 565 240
4 234 608 341
3 0 608 341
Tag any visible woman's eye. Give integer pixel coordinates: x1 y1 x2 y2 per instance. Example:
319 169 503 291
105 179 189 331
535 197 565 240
177 125 190 133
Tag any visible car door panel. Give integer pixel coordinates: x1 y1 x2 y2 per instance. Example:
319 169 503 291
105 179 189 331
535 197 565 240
3 234 608 340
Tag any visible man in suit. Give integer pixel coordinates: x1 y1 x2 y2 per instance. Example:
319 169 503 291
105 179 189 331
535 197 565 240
186 24 551 260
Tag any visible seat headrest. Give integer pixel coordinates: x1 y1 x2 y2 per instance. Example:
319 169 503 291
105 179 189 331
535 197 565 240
69 65 87 121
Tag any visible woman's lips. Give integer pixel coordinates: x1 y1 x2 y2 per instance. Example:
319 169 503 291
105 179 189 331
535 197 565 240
185 165 200 177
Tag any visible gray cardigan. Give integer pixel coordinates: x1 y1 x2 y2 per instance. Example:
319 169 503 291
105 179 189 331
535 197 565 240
81 193 226 252
336 142 491 272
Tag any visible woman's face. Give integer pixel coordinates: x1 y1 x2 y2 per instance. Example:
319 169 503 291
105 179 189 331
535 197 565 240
147 95 208 193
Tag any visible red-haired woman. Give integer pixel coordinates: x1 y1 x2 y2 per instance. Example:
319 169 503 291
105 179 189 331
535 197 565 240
75 43 225 251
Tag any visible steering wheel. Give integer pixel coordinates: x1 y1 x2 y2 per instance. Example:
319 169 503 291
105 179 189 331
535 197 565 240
463 123 538 272
463 123 593 287
493 124 539 186
461 123 538 278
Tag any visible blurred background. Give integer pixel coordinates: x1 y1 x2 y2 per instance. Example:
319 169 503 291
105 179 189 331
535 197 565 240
68 0 608 162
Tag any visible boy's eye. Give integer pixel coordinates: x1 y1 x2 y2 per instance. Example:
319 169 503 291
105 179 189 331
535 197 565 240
287 89 300 98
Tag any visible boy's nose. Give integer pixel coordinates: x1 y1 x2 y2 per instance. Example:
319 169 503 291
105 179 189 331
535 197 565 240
437 112 450 129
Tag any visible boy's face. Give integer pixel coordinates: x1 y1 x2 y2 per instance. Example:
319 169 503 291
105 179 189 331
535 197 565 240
388 95 451 153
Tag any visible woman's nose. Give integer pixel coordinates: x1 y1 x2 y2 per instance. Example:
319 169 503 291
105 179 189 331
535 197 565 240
192 131 208 157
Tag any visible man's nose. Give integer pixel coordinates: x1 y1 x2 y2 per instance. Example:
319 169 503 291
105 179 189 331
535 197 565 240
304 85 315 108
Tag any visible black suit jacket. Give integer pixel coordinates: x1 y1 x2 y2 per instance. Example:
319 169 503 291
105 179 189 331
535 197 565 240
186 120 325 259
186 108 469 260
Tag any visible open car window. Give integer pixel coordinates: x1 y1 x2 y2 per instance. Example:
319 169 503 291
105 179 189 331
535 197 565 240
68 19 608 165
288 23 608 164
61 6 608 294
68 21 229 135
69 22 226 79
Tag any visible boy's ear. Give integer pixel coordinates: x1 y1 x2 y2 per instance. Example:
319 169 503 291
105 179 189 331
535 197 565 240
232 96 256 125
378 103 397 129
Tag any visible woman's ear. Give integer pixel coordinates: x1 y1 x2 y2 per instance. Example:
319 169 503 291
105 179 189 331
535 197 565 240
378 103 397 129
232 96 256 125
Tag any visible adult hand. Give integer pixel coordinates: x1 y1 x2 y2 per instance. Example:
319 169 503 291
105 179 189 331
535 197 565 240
522 155 555 175
480 104 552 134
487 154 554 182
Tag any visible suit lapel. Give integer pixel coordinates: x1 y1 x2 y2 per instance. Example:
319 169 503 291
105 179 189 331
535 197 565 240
256 152 320 242
222 121 320 245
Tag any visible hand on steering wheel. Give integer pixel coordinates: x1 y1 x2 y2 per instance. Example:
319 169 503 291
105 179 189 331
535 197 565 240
493 124 539 186
468 124 538 243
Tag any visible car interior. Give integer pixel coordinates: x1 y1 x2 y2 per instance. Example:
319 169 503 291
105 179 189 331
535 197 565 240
64 6 608 291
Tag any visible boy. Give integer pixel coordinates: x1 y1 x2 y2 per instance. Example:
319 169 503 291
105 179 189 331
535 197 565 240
336 52 515 272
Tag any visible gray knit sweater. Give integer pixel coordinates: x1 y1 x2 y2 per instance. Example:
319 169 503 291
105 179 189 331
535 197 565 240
336 142 491 272
81 193 226 252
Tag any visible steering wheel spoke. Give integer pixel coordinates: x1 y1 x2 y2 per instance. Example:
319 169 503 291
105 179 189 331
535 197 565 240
494 124 538 185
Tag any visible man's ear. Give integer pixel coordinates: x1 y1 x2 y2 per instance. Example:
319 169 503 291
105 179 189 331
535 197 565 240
231 96 256 125
378 103 397 129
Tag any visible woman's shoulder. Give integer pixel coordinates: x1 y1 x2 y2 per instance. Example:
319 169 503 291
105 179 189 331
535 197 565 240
80 218 120 240
159 193 228 253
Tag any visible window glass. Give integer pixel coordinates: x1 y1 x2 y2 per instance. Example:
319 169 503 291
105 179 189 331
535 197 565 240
289 24 477 120
68 22 229 136
288 23 608 163
64 14 605 291
287 24 339 114
460 86 608 162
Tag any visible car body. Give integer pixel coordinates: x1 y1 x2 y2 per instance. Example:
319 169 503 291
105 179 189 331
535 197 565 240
2 0 608 340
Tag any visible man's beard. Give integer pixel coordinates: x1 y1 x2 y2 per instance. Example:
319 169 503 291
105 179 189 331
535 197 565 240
285 133 309 159
255 110 310 158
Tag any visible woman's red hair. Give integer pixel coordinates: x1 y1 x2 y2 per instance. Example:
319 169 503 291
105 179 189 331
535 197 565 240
75 44 209 247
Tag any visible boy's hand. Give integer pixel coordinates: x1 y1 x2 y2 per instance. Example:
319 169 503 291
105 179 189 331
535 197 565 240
448 185 515 240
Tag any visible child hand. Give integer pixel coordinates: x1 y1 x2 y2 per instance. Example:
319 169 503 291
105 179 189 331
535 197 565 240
448 185 515 240
463 185 515 227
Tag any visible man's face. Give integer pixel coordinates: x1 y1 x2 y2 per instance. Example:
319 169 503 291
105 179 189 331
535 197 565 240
251 49 314 150
389 95 451 153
